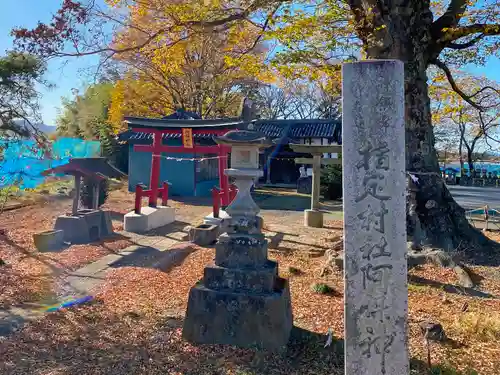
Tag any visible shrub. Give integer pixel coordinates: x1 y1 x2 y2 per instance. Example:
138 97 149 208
311 283 336 295
80 177 109 209
321 164 342 200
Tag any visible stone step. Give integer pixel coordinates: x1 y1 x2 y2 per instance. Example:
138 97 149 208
203 260 278 293
166 231 190 241
215 233 268 268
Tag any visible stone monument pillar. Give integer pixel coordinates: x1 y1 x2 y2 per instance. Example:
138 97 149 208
183 130 293 351
342 60 408 374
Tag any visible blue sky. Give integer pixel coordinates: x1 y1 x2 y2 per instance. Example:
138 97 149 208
0 0 101 126
1 1 499 126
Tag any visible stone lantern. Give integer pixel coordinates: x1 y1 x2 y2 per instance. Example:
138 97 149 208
218 130 270 223
182 130 293 351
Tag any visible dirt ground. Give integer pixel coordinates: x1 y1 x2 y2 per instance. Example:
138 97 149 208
0 185 499 374
0 183 211 309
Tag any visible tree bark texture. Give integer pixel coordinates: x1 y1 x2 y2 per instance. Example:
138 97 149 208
350 0 494 253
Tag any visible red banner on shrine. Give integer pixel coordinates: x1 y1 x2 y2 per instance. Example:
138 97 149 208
182 128 193 148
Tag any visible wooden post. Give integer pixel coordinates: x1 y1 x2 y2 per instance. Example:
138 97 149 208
266 155 272 184
161 181 169 206
212 187 220 218
149 131 162 208
291 145 342 228
73 174 81 215
218 147 230 206
135 184 144 214
311 155 321 210
92 182 99 210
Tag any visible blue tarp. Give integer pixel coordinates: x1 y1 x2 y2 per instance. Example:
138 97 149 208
0 138 101 189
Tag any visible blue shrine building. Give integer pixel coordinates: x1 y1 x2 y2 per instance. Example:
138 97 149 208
117 110 341 198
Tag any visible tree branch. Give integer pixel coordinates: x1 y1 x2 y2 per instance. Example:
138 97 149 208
439 23 500 44
432 59 483 110
447 34 484 50
479 111 500 144
432 0 468 33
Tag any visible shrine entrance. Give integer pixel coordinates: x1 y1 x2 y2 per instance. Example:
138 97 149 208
124 117 243 213
290 144 342 228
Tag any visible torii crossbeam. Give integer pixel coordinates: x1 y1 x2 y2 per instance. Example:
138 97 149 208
291 144 342 227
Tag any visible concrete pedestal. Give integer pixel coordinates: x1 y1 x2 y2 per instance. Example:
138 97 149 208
304 209 323 228
124 206 175 233
54 209 113 244
33 230 65 252
189 224 218 246
183 278 293 351
203 209 230 234
183 230 292 351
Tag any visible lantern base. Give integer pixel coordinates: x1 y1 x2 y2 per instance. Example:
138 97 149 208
304 209 323 228
124 205 175 233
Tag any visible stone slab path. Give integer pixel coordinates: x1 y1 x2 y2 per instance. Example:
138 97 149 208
0 227 190 338
62 230 188 297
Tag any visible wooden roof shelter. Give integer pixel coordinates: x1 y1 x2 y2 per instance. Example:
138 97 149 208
43 158 126 214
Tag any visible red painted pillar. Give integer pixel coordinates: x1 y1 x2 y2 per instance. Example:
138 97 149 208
149 131 162 207
161 181 169 206
135 184 145 214
218 145 230 206
212 187 220 218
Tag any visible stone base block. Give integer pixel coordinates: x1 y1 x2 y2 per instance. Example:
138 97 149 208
204 260 278 293
189 224 218 246
204 209 230 234
297 176 312 194
227 215 263 234
54 209 113 244
215 233 268 268
33 230 65 252
124 206 175 233
182 278 293 351
304 209 323 228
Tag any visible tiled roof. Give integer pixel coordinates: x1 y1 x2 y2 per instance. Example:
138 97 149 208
118 118 342 144
251 119 341 141
42 157 126 179
117 129 218 143
124 116 245 129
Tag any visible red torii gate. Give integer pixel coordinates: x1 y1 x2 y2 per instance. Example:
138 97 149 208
131 126 233 212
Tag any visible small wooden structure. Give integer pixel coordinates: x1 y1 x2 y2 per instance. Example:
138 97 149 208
43 157 126 214
290 144 342 227
42 158 126 243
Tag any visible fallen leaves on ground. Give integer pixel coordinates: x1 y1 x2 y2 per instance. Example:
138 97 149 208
0 191 133 308
2 192 500 374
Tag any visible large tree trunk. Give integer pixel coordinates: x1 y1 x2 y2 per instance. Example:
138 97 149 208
356 0 494 255
401 59 485 251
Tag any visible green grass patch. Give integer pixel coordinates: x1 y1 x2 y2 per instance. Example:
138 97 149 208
311 283 336 295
